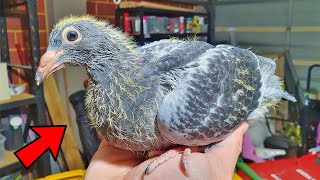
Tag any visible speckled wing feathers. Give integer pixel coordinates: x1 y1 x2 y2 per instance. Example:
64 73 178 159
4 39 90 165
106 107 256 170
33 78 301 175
139 40 214 76
157 45 262 146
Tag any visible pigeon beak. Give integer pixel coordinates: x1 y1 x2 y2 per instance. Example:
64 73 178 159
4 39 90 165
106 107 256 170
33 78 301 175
35 50 65 85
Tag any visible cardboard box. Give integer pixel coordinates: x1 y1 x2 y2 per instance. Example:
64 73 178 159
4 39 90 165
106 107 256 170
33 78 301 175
0 63 10 101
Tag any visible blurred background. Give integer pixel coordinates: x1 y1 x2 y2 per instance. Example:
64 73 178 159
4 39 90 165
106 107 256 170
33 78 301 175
0 0 319 179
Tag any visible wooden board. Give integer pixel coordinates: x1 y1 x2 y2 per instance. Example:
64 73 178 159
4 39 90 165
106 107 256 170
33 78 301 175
0 149 19 169
43 76 84 170
0 63 10 101
0 93 34 105
119 1 194 12
262 53 285 78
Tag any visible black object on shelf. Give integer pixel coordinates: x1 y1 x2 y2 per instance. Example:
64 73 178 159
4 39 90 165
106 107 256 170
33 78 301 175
11 117 23 150
1 117 10 150
283 51 305 156
4 116 24 151
69 90 100 167
0 0 50 177
264 136 298 158
300 64 320 153
115 7 210 45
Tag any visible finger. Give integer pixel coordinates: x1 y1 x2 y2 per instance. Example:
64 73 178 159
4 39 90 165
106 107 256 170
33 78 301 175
205 122 248 162
124 155 189 180
125 153 219 180
239 120 249 134
218 121 249 146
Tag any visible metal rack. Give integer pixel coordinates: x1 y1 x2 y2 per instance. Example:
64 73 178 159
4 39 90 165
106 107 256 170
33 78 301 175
115 7 210 44
0 0 50 177
283 51 305 155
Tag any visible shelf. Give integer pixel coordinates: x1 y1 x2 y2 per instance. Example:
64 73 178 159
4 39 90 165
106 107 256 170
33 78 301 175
0 93 36 111
0 147 25 176
133 33 208 40
0 1 26 16
0 1 26 11
118 7 208 16
119 1 196 13
7 63 32 70
0 0 51 176
116 7 210 44
186 33 208 36
0 149 20 170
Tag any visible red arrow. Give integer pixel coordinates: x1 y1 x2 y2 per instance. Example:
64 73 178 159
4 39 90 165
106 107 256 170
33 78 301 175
14 125 66 169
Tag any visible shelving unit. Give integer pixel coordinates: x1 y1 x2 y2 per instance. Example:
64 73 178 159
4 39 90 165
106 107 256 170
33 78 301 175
115 7 209 44
0 0 50 177
131 32 208 40
0 149 21 174
0 93 35 111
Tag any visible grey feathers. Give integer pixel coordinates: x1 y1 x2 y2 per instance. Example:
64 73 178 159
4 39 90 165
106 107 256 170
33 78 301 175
86 40 296 151
157 45 263 146
46 17 296 152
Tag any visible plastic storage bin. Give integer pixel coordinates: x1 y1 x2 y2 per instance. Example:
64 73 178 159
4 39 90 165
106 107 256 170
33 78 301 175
0 133 6 162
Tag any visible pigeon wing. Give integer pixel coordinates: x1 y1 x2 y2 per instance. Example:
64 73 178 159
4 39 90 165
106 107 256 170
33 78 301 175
157 45 263 146
138 39 214 76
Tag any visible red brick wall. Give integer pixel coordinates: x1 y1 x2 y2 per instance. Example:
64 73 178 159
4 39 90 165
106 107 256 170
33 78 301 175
6 0 48 84
87 0 117 24
86 0 193 25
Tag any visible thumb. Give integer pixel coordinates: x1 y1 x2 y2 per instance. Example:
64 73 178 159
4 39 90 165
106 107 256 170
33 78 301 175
238 120 249 135
206 121 249 158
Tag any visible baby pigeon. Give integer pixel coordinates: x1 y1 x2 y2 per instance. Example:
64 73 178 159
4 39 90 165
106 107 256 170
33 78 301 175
36 15 296 175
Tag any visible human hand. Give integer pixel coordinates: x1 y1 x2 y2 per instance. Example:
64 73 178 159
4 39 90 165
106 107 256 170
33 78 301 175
85 121 249 180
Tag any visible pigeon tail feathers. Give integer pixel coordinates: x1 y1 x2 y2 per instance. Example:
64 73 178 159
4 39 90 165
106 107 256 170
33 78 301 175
247 56 296 120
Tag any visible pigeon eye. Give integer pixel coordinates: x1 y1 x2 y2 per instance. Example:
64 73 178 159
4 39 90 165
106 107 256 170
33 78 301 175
66 31 79 41
62 27 81 43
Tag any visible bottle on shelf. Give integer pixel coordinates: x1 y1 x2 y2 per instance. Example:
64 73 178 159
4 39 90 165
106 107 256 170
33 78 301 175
4 116 23 151
179 16 185 34
123 12 131 34
10 116 24 150
192 16 200 34
130 17 141 34
143 16 148 35
186 17 193 33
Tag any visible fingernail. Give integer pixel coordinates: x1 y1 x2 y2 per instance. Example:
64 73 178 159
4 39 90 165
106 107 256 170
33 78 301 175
243 122 249 132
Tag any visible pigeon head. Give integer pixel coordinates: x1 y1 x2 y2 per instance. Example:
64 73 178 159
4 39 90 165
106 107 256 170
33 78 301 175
35 15 135 85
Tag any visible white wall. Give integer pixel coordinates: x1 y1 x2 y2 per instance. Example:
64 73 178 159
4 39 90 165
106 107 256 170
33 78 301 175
45 0 88 153
52 0 87 21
